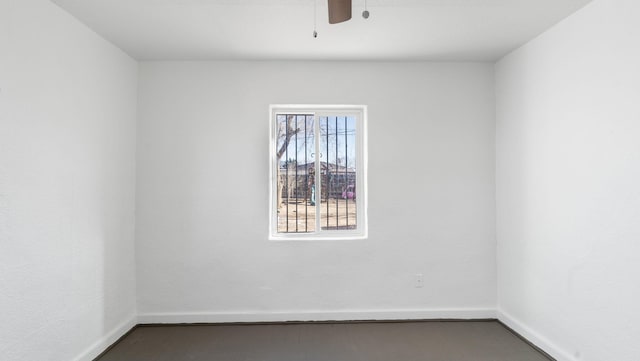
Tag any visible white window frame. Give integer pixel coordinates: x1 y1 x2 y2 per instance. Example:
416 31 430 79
269 104 368 241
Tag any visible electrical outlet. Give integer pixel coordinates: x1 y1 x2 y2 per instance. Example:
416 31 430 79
415 273 424 288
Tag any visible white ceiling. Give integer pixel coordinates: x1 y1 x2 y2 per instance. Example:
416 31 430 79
51 0 592 61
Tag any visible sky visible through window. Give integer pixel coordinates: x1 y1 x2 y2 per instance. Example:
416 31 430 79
276 115 356 169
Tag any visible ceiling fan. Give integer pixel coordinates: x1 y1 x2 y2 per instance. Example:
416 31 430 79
313 0 368 37
327 0 369 24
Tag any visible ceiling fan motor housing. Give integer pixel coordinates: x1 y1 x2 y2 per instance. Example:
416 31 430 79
328 0 352 24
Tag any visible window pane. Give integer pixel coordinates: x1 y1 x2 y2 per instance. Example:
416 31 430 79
276 114 316 233
319 116 357 230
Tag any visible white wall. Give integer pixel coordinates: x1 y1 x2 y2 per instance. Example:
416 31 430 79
0 1 138 360
136 61 496 322
496 1 640 360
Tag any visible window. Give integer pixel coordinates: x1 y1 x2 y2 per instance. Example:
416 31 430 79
269 105 367 240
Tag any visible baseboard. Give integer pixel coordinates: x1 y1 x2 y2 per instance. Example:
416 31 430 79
71 315 138 361
137 308 497 324
497 309 575 361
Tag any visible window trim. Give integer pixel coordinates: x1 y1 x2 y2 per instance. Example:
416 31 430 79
269 104 368 241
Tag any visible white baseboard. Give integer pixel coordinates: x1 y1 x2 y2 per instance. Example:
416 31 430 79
497 309 576 361
137 308 496 324
72 315 137 361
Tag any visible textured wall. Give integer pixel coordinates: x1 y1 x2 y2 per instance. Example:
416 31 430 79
0 1 138 360
135 61 497 322
496 1 640 360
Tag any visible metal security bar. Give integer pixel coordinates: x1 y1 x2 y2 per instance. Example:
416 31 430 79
276 114 315 233
276 113 357 234
319 116 357 231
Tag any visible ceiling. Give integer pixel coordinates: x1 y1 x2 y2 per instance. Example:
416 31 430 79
51 0 592 61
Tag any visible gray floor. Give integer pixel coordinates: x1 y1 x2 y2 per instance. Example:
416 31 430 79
96 321 552 361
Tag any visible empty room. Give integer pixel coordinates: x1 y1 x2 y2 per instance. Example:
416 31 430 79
1 0 638 360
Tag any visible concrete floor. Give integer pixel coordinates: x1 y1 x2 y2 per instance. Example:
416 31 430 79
96 321 552 361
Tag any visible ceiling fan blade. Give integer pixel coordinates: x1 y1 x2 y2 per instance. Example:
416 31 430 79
328 0 352 24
